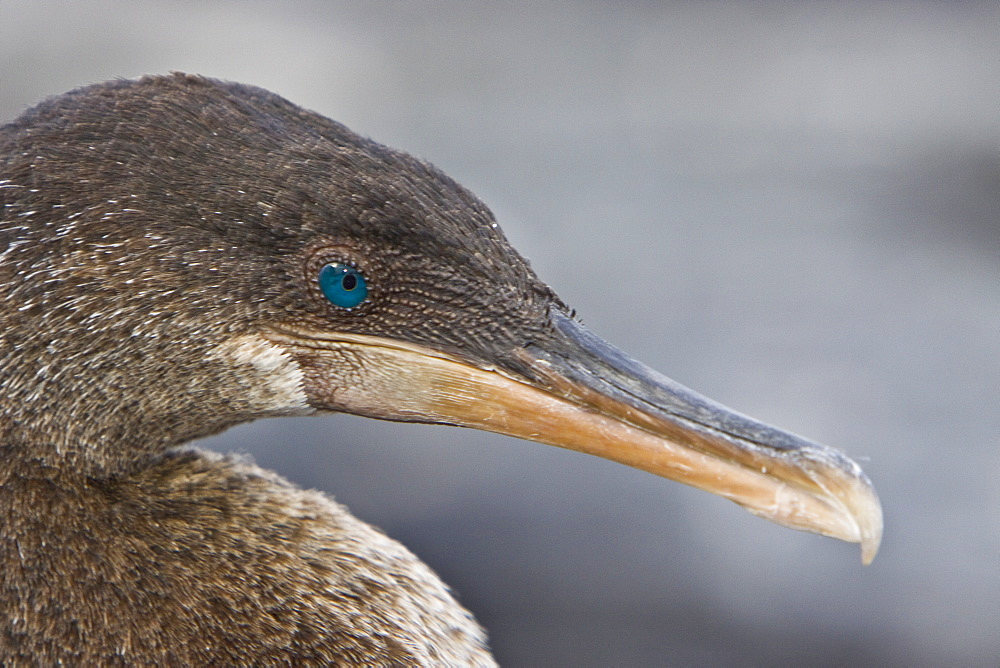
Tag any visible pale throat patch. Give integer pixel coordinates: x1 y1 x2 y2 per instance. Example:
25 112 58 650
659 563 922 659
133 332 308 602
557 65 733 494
213 333 314 415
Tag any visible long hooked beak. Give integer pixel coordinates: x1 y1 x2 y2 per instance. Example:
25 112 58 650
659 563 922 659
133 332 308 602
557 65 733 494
267 309 882 564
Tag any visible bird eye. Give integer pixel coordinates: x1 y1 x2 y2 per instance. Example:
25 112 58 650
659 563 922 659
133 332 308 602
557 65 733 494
318 263 368 309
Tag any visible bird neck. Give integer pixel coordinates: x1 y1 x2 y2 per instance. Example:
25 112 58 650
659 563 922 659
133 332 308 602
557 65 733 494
0 334 240 480
0 329 315 480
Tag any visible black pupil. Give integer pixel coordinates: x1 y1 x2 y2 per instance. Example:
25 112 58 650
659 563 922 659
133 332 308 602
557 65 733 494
341 272 357 291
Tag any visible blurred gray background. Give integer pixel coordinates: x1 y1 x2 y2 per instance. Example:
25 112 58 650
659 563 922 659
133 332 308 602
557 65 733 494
3 2 998 665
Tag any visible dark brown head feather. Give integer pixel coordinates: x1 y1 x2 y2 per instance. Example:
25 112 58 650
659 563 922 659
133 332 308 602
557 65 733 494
1 73 512 664
1 72 559 477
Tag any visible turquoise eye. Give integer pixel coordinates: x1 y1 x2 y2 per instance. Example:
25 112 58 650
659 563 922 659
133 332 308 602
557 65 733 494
318 263 368 309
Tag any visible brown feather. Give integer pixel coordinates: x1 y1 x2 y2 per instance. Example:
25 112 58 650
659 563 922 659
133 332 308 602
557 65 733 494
1 73 504 665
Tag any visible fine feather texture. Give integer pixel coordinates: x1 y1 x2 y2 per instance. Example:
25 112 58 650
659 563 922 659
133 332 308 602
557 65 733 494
0 73 517 664
0 450 494 664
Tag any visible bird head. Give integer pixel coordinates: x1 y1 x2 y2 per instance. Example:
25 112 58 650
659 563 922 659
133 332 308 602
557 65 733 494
0 74 881 562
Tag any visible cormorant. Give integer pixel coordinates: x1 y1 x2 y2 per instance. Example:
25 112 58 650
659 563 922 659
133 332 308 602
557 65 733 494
0 74 881 665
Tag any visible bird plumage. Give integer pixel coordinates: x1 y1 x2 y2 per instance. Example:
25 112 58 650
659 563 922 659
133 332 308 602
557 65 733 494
0 73 880 664
1 73 511 664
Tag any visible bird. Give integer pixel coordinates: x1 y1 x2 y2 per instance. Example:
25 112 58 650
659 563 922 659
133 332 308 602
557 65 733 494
0 73 882 665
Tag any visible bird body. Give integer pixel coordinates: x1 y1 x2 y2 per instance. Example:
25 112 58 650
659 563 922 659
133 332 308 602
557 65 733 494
0 450 492 663
0 74 880 664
